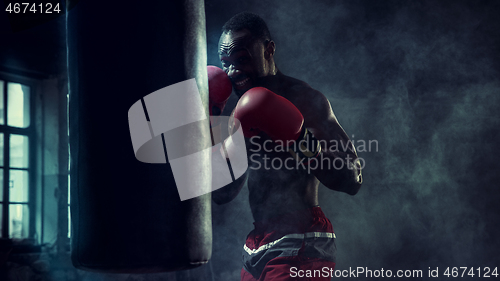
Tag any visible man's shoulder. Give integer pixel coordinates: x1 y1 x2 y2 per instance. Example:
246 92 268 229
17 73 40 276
280 74 326 104
281 73 311 90
278 73 334 124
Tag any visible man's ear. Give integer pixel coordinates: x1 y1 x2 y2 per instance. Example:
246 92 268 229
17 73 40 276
264 40 276 60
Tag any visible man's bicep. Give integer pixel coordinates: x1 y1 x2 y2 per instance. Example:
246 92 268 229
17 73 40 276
312 118 355 155
301 91 354 154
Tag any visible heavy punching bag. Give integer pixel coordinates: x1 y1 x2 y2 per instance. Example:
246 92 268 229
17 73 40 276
66 0 212 273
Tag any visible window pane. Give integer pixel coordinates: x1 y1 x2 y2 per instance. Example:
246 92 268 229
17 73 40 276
0 168 3 202
0 80 4 125
9 170 28 203
68 174 70 204
7 82 30 128
10 204 29 238
10 135 29 168
68 174 71 238
68 206 71 238
0 133 3 167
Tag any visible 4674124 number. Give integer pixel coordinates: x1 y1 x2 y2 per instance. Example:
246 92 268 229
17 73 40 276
5 2 61 13
443 267 498 278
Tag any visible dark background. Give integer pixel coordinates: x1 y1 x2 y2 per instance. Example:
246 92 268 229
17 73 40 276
1 0 499 280
206 0 500 280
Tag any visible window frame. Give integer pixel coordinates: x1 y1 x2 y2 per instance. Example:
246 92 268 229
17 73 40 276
0 72 36 240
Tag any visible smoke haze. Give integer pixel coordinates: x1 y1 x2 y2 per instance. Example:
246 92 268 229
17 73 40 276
206 0 500 280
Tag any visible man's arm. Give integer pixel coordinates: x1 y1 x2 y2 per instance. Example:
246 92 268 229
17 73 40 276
295 88 362 195
212 167 248 204
211 121 251 205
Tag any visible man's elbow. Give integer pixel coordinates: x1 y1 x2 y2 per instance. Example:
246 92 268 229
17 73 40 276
212 195 225 205
344 181 362 195
345 170 363 195
321 154 363 195
324 171 362 195
344 161 363 195
211 174 247 205
212 190 236 205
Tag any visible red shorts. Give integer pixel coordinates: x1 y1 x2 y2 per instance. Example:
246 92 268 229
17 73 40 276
241 207 336 281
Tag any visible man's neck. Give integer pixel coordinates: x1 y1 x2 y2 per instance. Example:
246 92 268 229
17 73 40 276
257 69 283 88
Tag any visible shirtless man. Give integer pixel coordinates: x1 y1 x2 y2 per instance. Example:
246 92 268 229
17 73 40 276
211 12 362 281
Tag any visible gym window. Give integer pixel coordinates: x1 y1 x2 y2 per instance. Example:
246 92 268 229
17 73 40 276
0 78 35 239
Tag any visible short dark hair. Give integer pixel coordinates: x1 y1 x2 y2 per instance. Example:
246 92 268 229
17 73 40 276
222 12 272 42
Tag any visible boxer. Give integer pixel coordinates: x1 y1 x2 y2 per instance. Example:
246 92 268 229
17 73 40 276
211 12 363 281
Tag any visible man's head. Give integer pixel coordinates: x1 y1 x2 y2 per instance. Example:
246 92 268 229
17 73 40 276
218 12 276 95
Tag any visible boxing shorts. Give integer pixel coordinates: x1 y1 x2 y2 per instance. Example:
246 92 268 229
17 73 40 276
241 207 336 281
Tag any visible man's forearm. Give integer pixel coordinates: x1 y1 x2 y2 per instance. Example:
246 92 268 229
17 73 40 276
212 170 248 204
310 150 362 195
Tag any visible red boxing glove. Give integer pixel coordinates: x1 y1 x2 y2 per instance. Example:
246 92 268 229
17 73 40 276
234 87 302 142
208 65 232 116
234 87 321 161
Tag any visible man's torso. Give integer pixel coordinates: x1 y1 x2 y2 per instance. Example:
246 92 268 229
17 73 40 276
229 72 322 223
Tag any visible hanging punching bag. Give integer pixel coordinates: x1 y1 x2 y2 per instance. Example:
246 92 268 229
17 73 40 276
66 0 212 273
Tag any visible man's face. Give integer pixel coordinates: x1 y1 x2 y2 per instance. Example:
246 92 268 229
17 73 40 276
218 29 269 95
